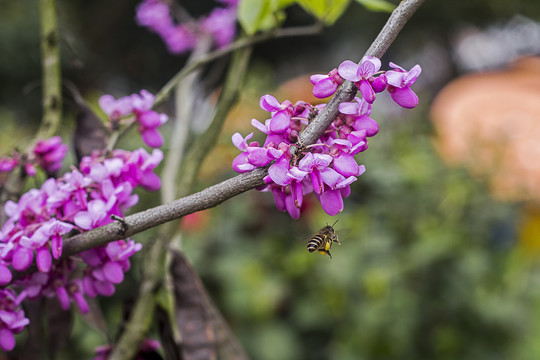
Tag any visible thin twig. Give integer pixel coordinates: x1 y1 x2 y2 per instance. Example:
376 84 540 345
161 36 213 204
107 235 163 360
153 22 323 106
0 0 64 223
109 38 213 360
58 0 424 260
176 44 253 195
37 0 63 139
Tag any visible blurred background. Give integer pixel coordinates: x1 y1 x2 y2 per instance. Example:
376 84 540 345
2 0 540 359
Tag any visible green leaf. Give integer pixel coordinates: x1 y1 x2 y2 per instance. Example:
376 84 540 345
238 0 274 35
297 0 351 25
276 0 296 8
354 0 396 13
238 0 290 34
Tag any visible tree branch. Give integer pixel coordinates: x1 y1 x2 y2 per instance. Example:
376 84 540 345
62 0 424 258
62 167 268 257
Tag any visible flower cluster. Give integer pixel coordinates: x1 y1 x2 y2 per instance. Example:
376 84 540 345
0 145 163 336
232 56 421 218
99 90 168 148
135 0 238 54
0 136 68 178
0 289 29 351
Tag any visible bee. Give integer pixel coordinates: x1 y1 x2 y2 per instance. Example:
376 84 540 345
307 220 341 259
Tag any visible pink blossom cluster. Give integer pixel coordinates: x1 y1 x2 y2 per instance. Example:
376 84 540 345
232 57 421 218
94 338 161 360
0 289 29 351
99 90 168 148
312 56 422 108
0 136 68 178
135 0 238 54
0 146 163 342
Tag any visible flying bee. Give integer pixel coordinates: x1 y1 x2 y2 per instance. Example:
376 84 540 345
307 220 341 259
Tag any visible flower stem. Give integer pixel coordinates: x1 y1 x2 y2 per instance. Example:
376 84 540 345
37 0 62 139
153 23 323 107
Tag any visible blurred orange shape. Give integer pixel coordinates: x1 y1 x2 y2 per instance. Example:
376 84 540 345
431 56 540 202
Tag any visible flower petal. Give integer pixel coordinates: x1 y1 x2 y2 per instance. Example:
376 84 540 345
338 60 361 82
103 261 124 284
268 158 290 186
12 247 33 271
359 80 376 104
0 265 12 285
333 153 360 177
36 247 52 273
312 77 338 98
247 148 272 167
320 189 344 216
141 128 164 148
260 94 282 112
353 116 379 137
0 328 15 351
269 110 290 134
389 86 419 109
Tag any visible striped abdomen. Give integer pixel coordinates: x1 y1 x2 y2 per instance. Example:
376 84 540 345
307 234 326 252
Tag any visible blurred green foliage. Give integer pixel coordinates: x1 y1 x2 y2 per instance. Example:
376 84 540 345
183 106 539 360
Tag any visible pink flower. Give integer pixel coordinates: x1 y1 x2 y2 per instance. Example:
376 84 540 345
338 56 382 103
0 289 29 351
385 62 422 109
310 68 343 98
33 136 68 173
0 157 17 172
201 7 237 48
100 90 168 148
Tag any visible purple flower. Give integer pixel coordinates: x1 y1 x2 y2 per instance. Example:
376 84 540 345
201 7 237 48
41 219 74 260
0 157 17 173
310 68 343 98
100 90 168 148
259 95 294 134
231 58 420 219
136 111 168 148
0 264 12 285
135 0 238 55
163 24 198 54
0 289 29 351
98 95 133 121
0 142 161 349
318 171 359 216
338 56 382 103
298 153 333 195
74 199 111 230
33 136 68 173
385 62 422 109
339 97 372 118
135 0 173 35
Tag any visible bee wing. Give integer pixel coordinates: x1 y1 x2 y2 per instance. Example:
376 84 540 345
334 227 351 245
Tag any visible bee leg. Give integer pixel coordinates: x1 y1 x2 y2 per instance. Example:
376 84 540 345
326 251 332 259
